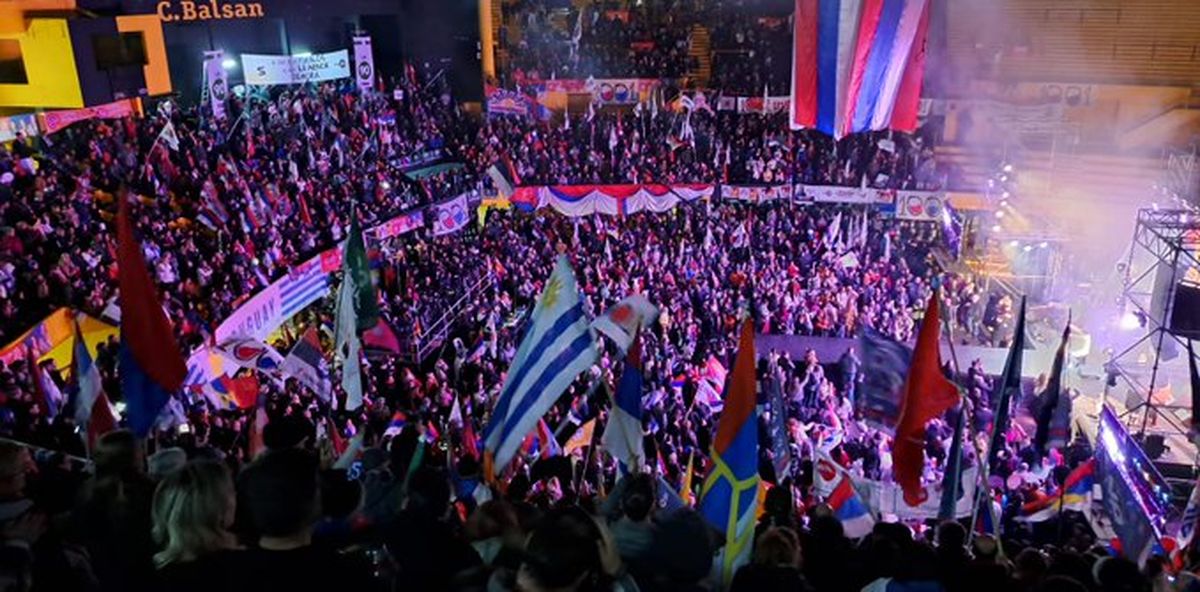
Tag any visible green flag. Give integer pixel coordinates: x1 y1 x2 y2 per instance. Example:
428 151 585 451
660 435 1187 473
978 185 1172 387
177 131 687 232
988 297 1026 469
343 212 379 332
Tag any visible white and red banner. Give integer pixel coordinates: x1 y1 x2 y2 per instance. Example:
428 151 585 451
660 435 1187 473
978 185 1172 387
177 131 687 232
352 36 375 92
40 98 141 135
894 190 946 221
511 184 713 217
367 210 424 240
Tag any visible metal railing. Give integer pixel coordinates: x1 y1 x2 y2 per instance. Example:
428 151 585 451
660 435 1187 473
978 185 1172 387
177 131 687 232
409 271 497 363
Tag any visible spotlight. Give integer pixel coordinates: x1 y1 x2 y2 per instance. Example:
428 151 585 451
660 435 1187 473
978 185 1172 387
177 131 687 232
1008 240 1020 248
1002 191 1010 199
994 210 1005 219
999 200 1009 208
381 180 391 190
1120 312 1140 331
222 58 238 70
991 224 1001 232
987 179 996 188
1023 245 1033 252
1039 241 1049 248
1003 164 1014 173
999 174 1008 182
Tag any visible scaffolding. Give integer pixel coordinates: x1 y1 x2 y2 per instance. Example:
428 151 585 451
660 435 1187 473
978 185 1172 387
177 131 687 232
1111 208 1200 447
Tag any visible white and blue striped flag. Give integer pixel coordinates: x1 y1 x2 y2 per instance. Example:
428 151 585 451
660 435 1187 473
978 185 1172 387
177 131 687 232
483 256 598 478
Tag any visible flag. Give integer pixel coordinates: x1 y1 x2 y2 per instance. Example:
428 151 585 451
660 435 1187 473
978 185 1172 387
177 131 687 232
247 390 268 459
790 0 931 136
1017 459 1095 522
1034 313 1072 453
603 333 646 471
482 257 598 478
698 319 759 586
988 297 1027 468
71 317 103 427
383 411 408 438
892 297 959 506
335 267 364 411
976 496 1002 537
157 121 180 151
449 396 464 428
487 158 520 198
1178 478 1200 551
214 338 285 375
117 197 187 438
938 405 966 521
826 460 875 538
87 392 117 453
591 295 658 353
281 328 332 404
343 212 380 332
564 418 596 455
26 346 62 419
362 318 402 356
520 418 561 460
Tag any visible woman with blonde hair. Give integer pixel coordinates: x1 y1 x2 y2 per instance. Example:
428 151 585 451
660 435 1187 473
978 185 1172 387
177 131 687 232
151 459 241 591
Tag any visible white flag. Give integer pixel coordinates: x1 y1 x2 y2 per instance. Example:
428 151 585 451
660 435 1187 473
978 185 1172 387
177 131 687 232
591 295 658 353
335 270 364 410
157 121 180 151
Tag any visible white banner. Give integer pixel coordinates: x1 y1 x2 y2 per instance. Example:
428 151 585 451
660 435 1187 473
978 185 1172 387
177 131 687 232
723 185 794 203
804 185 889 205
204 50 227 120
856 467 978 520
352 36 374 92
433 193 471 236
242 50 351 86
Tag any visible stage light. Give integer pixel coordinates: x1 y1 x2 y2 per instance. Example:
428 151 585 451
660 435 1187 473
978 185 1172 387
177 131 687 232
987 179 995 188
222 58 237 70
1100 424 1126 465
1008 240 1019 248
293 50 313 58
994 210 1005 219
1023 245 1033 252
1002 191 1010 199
1003 164 1014 173
999 200 1009 208
381 180 391 190
999 174 1008 182
1120 311 1141 331
1039 242 1048 248
991 225 1001 233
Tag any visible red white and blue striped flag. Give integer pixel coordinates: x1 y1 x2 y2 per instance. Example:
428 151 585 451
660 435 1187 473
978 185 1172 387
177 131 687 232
790 0 930 137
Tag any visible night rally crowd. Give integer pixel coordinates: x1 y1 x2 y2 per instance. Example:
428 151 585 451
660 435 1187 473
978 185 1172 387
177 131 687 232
0 6 1175 592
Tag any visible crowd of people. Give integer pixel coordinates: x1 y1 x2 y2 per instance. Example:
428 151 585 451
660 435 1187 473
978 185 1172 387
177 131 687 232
0 55 1171 592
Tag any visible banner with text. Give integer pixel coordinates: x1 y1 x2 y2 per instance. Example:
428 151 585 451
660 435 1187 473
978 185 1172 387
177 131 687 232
352 36 375 92
721 184 794 203
40 98 141 135
242 50 351 86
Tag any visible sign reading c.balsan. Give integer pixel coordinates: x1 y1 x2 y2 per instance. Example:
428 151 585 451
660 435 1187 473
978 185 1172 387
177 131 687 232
157 0 265 21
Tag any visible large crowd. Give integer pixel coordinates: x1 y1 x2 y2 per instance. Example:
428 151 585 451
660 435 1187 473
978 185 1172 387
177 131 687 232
0 50 1173 592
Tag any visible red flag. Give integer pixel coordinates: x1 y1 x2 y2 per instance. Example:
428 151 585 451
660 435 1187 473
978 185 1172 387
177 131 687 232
893 297 960 506
362 318 402 355
228 375 260 410
327 417 347 456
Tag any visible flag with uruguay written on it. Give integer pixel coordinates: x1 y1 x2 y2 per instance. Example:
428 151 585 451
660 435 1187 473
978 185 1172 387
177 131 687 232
698 318 760 587
790 0 931 137
117 197 187 437
603 332 646 472
483 256 598 478
1017 459 1096 522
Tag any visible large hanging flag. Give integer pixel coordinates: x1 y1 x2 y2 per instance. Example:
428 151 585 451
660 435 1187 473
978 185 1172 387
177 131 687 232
1016 459 1095 522
483 256 598 477
1034 313 1072 453
988 297 1027 468
591 295 658 353
117 197 187 437
603 333 646 472
790 0 931 137
335 266 364 411
698 319 760 587
857 327 912 434
892 296 959 506
344 212 380 332
71 316 104 427
280 328 331 404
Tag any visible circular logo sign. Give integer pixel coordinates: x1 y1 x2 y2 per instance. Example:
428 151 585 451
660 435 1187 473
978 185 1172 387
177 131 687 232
210 78 227 102
599 83 615 102
905 195 923 217
614 83 630 103
924 196 942 219
357 59 373 81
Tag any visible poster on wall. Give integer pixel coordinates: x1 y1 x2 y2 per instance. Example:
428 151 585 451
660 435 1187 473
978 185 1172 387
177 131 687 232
352 36 374 92
242 50 351 86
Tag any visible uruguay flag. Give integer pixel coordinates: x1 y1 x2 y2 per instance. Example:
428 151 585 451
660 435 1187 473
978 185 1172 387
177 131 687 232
790 0 931 137
117 198 187 438
603 333 645 471
483 257 598 478
698 319 759 587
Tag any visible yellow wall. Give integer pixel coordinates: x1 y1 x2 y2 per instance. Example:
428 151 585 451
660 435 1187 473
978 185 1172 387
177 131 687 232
0 19 82 108
117 14 172 96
